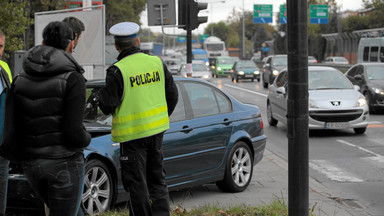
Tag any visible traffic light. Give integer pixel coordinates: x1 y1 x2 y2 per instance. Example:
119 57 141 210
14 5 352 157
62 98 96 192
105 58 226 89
178 0 208 30
188 0 208 30
178 0 188 29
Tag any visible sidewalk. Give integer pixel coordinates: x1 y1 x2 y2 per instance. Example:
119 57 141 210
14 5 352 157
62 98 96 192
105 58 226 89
169 149 369 216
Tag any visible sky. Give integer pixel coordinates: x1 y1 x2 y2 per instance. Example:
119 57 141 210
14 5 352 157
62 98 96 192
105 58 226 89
140 0 364 34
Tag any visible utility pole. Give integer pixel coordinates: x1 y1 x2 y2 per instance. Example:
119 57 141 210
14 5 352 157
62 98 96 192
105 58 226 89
287 0 309 215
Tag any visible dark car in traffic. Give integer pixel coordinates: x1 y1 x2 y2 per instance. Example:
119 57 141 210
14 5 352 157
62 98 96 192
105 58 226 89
7 77 267 215
345 62 384 113
230 60 260 82
262 54 287 88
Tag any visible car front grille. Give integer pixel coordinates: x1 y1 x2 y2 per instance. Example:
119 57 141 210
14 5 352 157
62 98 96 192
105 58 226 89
309 109 364 122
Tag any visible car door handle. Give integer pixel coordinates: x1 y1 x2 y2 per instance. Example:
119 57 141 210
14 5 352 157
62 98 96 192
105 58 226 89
181 126 193 133
222 118 232 125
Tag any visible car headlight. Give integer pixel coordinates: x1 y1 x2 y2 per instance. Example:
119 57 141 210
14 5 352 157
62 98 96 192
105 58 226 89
238 71 245 75
217 67 222 71
205 62 209 67
355 96 367 107
272 70 279 76
254 70 260 75
203 75 209 78
371 87 384 95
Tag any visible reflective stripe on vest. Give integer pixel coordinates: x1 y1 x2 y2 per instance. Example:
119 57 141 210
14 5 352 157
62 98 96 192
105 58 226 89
0 60 12 83
111 53 169 142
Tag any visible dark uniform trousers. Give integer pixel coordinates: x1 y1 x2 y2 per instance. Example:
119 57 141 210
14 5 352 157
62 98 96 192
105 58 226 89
120 132 170 216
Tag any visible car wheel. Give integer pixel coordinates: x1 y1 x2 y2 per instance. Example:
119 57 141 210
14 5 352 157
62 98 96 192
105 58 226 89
354 127 366 134
257 78 260 82
236 77 239 83
364 92 376 114
82 159 114 215
267 101 278 126
251 78 254 82
216 141 253 192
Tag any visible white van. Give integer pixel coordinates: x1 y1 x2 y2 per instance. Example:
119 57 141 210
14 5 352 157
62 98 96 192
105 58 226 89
357 37 384 63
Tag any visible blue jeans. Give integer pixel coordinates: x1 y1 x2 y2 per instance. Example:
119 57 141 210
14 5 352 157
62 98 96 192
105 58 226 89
0 157 9 216
21 153 85 216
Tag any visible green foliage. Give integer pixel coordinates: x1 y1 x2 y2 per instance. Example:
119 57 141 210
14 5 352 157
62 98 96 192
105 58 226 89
104 0 146 31
0 0 33 60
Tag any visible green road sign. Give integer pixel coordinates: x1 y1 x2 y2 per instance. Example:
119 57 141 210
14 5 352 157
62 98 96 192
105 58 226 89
253 4 273 23
200 34 209 42
280 4 287 24
310 4 329 24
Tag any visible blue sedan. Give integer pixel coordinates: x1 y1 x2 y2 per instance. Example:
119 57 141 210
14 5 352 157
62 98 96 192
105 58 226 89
7 77 267 215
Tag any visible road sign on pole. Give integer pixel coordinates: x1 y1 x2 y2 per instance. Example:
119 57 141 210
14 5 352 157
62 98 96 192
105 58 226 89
147 0 176 26
253 4 273 23
280 4 287 24
200 34 209 42
309 4 329 24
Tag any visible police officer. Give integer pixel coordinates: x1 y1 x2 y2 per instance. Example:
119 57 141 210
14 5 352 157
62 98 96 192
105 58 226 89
0 28 12 216
98 22 178 216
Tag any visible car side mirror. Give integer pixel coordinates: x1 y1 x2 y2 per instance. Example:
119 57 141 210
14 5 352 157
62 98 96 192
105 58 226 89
276 86 286 94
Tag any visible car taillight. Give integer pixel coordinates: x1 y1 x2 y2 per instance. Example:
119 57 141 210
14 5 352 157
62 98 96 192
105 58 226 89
260 119 264 129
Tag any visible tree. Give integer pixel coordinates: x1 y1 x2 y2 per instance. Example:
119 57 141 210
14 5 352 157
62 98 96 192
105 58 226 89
104 0 146 32
0 0 33 61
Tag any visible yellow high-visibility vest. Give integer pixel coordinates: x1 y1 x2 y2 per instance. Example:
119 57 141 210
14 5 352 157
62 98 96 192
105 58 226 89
111 53 169 142
0 60 12 83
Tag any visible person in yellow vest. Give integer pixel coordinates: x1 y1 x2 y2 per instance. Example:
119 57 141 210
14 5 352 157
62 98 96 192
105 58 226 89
0 28 12 216
98 22 178 216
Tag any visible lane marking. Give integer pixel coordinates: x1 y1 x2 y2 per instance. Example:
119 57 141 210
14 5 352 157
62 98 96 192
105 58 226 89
223 84 268 98
309 160 364 182
337 139 384 163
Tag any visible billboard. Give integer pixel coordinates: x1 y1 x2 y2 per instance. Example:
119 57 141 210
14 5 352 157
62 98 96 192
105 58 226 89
34 6 105 66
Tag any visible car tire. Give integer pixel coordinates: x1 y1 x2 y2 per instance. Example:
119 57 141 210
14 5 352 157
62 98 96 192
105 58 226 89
251 78 254 82
236 77 239 83
364 92 376 114
216 141 253 193
267 101 278 126
82 159 114 215
354 127 366 134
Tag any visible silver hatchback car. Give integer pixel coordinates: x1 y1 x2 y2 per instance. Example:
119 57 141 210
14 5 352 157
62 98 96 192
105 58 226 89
267 66 369 134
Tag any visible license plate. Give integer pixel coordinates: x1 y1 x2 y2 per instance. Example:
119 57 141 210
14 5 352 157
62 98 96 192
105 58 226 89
325 122 349 129
245 75 253 78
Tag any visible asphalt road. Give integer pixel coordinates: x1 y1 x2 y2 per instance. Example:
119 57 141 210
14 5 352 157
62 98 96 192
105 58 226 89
209 77 384 216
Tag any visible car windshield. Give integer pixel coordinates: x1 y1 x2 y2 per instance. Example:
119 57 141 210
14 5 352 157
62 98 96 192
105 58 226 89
165 59 181 66
308 69 353 90
192 64 207 71
366 66 384 80
84 87 112 126
335 57 348 63
237 61 257 68
218 58 236 64
272 57 287 66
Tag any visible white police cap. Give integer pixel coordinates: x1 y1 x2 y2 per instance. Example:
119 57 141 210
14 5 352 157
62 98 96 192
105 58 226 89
109 22 140 39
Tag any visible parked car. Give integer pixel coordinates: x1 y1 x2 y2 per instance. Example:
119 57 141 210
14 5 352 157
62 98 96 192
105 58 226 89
211 56 238 78
164 58 182 75
308 56 318 63
230 60 260 82
345 62 384 113
267 66 369 134
262 54 287 88
322 56 349 64
7 77 267 215
179 62 211 79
